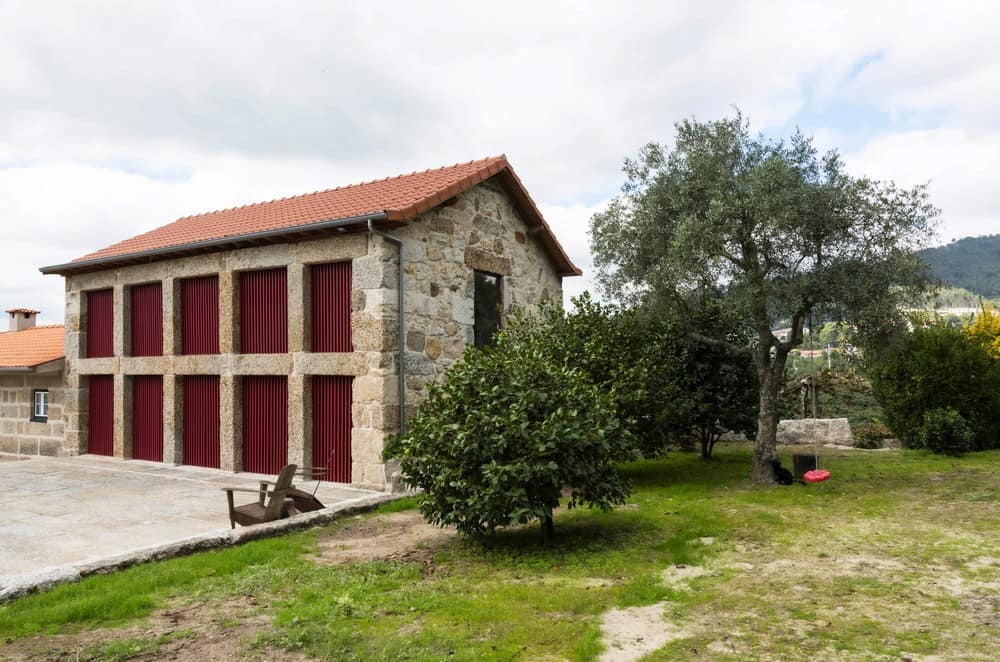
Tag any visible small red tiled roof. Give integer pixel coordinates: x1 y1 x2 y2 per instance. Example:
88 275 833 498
0 325 65 369
5 308 40 315
45 156 580 277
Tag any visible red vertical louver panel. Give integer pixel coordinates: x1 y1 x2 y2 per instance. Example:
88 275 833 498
181 275 219 355
242 376 288 474
312 376 353 482
86 289 114 358
311 262 353 352
132 375 163 462
129 282 163 357
183 375 220 468
239 268 288 353
87 375 114 456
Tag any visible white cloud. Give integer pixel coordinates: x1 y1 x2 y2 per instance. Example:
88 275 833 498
0 0 997 321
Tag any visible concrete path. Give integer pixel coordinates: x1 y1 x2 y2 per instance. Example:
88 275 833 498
0 454 383 583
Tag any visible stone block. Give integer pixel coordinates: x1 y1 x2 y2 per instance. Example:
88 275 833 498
352 313 396 351
776 418 853 446
352 256 395 289
294 233 367 264
227 244 292 271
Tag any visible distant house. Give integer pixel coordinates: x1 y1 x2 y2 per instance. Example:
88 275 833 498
37 156 580 489
0 310 65 456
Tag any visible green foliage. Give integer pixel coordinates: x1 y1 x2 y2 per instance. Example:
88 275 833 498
384 317 637 538
916 407 975 456
853 421 894 449
921 234 1000 299
590 110 938 481
778 369 885 432
868 320 1000 451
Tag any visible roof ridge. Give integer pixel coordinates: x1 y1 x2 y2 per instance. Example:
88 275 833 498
174 155 507 223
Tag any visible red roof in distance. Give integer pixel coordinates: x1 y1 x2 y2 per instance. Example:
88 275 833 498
43 156 580 277
0 325 65 369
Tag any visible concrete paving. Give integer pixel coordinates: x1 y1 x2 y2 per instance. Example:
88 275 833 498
0 453 384 584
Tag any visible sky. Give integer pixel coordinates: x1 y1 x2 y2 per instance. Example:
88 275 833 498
1 1 998 324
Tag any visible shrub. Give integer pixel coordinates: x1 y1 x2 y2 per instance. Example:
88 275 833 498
916 407 974 456
853 421 893 449
868 320 1000 450
384 326 637 541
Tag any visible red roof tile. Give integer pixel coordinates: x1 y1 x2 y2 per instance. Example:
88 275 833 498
45 156 580 277
0 325 65 369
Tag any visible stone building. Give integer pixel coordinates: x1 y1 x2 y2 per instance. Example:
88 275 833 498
0 309 65 457
39 156 580 490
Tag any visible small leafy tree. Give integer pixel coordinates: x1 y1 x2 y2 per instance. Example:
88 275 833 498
384 321 637 541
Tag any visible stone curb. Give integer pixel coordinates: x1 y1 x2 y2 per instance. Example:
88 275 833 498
0 492 401 603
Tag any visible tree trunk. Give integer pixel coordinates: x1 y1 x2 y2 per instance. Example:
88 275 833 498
751 346 788 483
540 508 555 543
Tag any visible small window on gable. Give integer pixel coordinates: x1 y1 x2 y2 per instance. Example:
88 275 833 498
31 389 49 423
473 271 502 348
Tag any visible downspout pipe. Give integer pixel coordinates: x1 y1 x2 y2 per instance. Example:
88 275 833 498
367 219 406 436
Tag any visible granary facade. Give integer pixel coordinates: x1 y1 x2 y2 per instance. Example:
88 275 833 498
0 310 65 457
39 156 579 490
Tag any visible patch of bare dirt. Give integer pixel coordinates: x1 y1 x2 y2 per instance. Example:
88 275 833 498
599 602 688 662
2 597 311 661
314 511 455 564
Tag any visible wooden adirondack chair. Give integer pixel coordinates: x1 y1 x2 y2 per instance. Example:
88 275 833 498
222 463 298 529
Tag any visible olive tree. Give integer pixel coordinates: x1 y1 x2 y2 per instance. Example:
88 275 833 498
591 112 938 483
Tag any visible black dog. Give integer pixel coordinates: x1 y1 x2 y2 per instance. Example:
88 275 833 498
771 459 795 485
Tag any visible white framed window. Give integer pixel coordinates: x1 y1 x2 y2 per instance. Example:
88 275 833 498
31 389 49 422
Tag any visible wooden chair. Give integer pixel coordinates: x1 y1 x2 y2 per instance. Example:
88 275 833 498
222 463 298 529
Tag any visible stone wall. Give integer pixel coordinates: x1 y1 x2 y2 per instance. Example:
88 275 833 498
59 175 565 489
0 372 64 456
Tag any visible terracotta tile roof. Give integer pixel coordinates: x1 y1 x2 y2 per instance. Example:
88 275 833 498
0 325 65 369
6 308 40 315
45 156 581 277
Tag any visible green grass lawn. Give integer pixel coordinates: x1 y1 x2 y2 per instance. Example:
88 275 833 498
2 446 997 661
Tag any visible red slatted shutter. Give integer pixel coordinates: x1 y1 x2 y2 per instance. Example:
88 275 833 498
239 268 288 353
87 375 114 456
312 376 353 482
183 375 220 468
86 289 114 358
181 275 219 355
311 262 352 352
129 283 163 357
242 376 287 474
132 376 163 462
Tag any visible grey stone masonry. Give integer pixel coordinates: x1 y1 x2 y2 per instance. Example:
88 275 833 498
58 176 565 490
0 372 64 456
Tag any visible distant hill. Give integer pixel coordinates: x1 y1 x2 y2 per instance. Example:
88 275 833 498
921 234 1000 299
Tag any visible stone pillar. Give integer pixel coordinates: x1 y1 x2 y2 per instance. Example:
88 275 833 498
287 374 309 469
220 375 240 471
62 372 87 455
163 375 183 465
163 278 181 356
219 270 237 354
115 373 131 459
115 283 129 357
288 263 307 353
